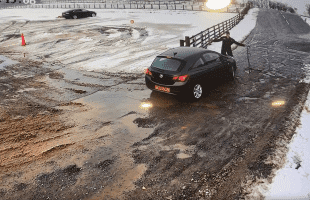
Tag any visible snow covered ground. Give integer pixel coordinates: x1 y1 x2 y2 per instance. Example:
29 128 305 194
301 16 310 27
0 8 243 73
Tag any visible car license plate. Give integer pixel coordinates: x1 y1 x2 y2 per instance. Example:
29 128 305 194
155 85 170 93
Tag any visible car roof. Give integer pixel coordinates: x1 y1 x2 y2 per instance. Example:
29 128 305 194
66 9 82 12
158 47 213 61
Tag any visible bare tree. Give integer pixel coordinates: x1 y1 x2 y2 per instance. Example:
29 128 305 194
306 4 310 16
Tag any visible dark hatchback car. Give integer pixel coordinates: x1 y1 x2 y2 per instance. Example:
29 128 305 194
145 47 237 100
62 9 96 19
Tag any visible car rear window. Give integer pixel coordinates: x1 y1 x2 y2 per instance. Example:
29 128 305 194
151 57 182 71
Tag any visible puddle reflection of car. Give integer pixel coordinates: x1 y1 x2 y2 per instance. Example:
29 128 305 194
145 47 237 100
62 9 96 19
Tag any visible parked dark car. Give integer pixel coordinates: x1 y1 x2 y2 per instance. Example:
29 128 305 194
62 9 96 19
145 47 237 100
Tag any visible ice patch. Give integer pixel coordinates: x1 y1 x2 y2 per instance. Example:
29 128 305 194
161 35 177 39
107 29 122 38
0 55 19 70
78 37 93 41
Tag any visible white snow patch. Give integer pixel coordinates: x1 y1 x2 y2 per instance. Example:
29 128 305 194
160 35 177 39
300 16 310 27
78 37 93 41
132 29 140 40
302 64 310 83
107 29 122 38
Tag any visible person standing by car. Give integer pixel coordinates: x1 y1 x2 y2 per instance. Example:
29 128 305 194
212 31 246 57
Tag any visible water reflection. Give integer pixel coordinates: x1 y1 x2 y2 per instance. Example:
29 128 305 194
272 101 285 107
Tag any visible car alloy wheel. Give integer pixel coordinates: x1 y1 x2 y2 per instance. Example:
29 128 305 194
73 15 77 19
193 84 202 99
92 13 96 17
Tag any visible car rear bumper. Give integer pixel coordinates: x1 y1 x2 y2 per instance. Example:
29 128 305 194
145 75 190 95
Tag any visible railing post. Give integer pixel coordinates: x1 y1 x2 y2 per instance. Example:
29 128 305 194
159 1 160 9
130 2 131 9
192 5 193 10
151 4 152 9
225 21 228 32
185 36 190 47
180 40 184 47
201 31 203 47
183 5 184 10
213 26 216 38
175 4 176 10
117 4 118 8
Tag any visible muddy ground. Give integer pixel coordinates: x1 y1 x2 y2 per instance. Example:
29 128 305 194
1 8 310 200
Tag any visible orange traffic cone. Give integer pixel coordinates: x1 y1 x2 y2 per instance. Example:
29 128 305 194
21 33 26 46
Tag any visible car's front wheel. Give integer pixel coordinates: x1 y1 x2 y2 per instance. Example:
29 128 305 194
72 15 78 19
192 83 203 100
92 13 96 17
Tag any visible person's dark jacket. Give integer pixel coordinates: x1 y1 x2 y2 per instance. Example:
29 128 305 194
213 36 245 56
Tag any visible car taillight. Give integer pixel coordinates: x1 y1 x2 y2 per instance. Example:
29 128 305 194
173 75 189 82
145 68 152 76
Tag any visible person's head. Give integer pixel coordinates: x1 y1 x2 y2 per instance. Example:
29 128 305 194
226 31 230 38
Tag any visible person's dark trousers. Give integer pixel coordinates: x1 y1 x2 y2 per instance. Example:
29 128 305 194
221 48 233 57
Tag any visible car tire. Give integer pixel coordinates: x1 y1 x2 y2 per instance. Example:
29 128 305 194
92 13 96 17
191 83 203 100
72 15 78 19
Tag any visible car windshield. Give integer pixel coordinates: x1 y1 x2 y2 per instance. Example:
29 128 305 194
151 57 182 71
